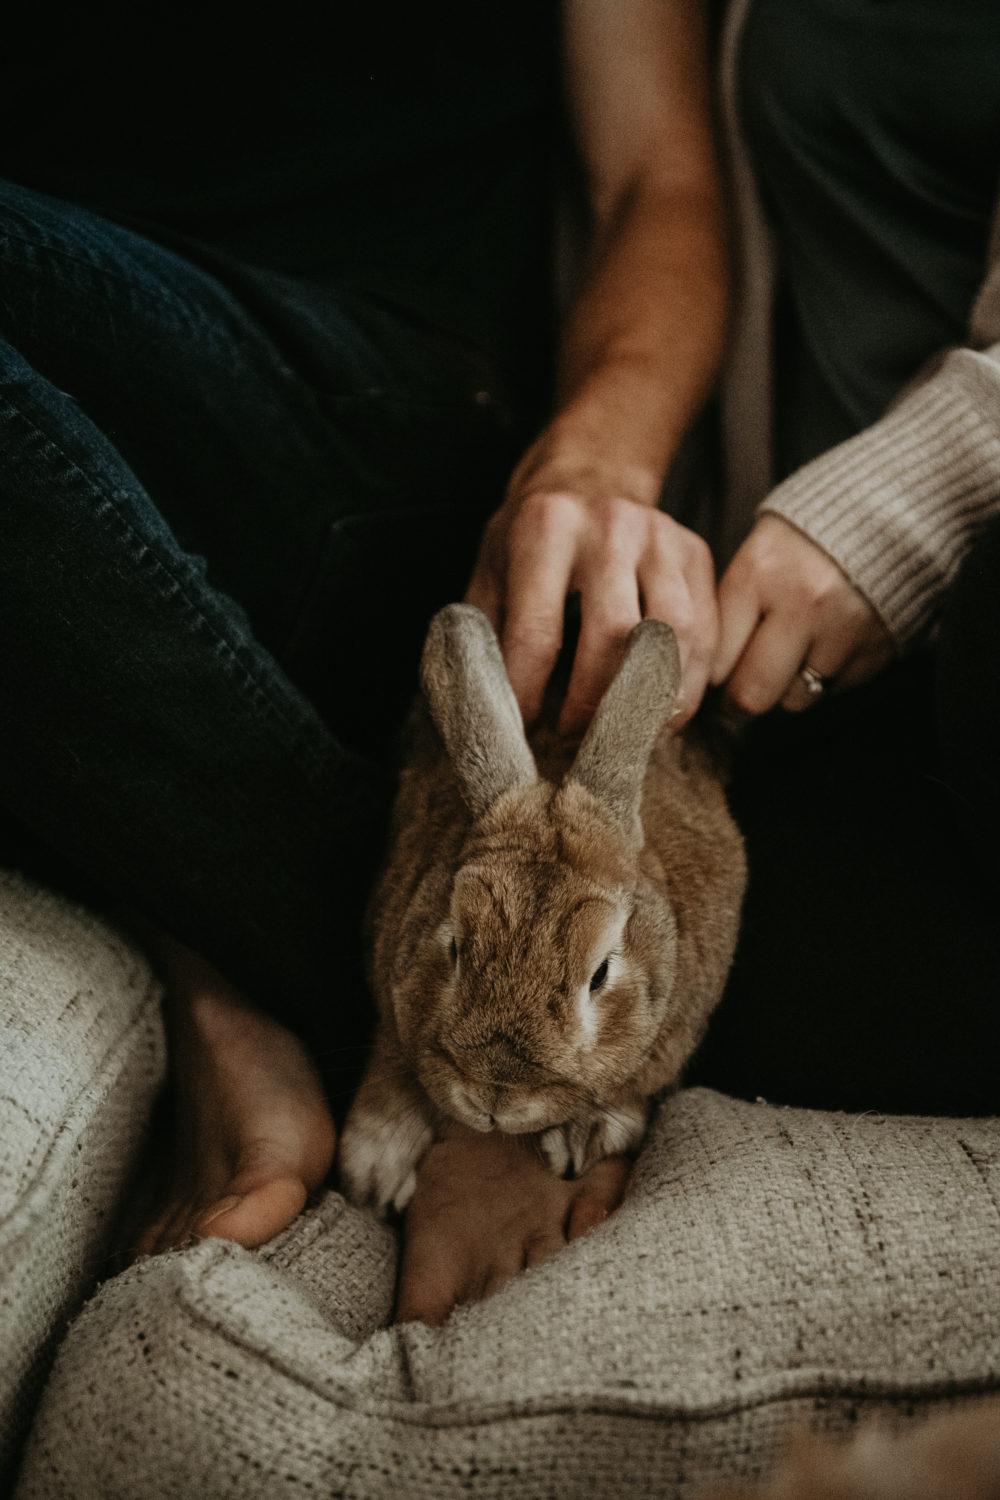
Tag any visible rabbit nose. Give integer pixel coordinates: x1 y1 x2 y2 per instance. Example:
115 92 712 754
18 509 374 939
465 1033 534 1085
488 1033 527 1063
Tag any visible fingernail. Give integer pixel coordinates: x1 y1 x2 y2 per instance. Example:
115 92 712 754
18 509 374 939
198 1194 243 1230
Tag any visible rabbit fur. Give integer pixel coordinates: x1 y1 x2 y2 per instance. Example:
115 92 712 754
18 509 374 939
339 602 746 1215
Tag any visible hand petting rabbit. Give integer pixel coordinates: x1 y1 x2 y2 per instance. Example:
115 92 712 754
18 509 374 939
339 603 746 1215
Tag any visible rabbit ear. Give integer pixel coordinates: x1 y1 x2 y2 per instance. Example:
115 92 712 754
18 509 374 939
420 603 537 819
565 618 681 839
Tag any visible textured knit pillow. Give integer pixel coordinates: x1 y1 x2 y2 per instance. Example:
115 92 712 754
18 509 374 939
15 1089 1000 1499
0 872 165 1490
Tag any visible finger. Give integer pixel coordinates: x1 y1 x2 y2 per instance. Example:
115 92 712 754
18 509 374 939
501 504 579 726
777 614 859 710
711 564 763 687
780 663 835 713
464 567 503 633
834 635 897 690
566 1155 631 1240
781 629 896 708
779 638 857 712
464 528 504 632
640 537 718 729
640 524 718 663
724 611 813 718
778 609 896 712
558 571 641 734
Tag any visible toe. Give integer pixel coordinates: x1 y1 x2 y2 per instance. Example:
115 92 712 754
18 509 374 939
195 1169 309 1249
132 1219 166 1258
523 1228 566 1270
135 1203 201 1257
566 1154 631 1239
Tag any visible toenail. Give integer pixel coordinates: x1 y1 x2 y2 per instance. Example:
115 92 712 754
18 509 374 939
199 1194 244 1229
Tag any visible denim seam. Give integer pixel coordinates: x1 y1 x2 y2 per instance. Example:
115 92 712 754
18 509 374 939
3 391 346 797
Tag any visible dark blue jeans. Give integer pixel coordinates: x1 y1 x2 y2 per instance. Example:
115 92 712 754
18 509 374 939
0 179 525 1099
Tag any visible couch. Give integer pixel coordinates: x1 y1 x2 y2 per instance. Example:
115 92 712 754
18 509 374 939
2 868 998 1498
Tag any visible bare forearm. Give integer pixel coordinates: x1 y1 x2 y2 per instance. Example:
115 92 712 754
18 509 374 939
468 0 728 730
471 179 727 730
540 179 729 503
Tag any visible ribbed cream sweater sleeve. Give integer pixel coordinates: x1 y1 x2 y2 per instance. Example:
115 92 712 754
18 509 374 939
758 343 1000 643
718 0 1000 642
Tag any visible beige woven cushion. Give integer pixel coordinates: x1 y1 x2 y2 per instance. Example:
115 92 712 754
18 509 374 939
0 873 165 1490
15 1088 1000 1498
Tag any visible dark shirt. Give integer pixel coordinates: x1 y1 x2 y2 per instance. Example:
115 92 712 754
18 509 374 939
741 0 1000 477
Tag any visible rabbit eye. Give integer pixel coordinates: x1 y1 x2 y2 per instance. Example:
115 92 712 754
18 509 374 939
449 935 459 964
589 959 609 993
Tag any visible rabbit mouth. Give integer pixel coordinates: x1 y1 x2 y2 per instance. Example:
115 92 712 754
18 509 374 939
445 1080 559 1134
422 1052 567 1134
418 1034 579 1135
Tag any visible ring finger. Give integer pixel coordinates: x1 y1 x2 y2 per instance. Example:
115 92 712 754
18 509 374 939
778 617 875 711
725 611 815 718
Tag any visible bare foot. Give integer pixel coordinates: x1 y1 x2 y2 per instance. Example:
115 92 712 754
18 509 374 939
132 934 336 1256
396 1128 631 1325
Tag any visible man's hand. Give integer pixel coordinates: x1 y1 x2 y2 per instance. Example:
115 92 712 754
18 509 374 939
463 0 726 737
467 476 718 735
712 514 896 714
395 1129 631 1326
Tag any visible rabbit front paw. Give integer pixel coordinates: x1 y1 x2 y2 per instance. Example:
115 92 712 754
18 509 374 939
539 1102 649 1179
339 1093 434 1216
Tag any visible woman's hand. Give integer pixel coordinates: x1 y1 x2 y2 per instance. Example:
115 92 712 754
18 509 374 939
711 514 896 714
467 474 718 735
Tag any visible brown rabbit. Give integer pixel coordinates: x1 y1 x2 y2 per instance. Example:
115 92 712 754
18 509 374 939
339 602 746 1214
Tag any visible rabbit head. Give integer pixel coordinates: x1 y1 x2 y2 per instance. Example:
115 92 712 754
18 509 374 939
387 603 687 1139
